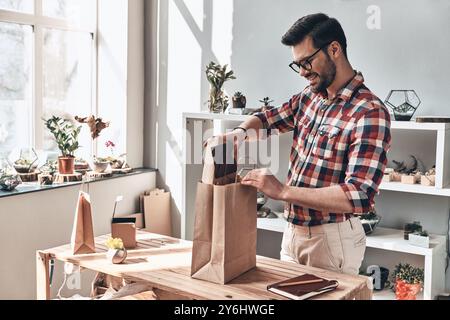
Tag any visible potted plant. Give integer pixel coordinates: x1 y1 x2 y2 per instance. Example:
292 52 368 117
92 140 115 173
74 158 90 173
359 209 381 235
0 158 22 191
105 237 127 264
38 160 57 185
232 92 247 109
392 263 424 300
103 140 131 173
75 115 110 173
404 221 422 240
205 61 236 113
259 97 274 108
44 116 81 175
249 97 276 115
13 148 39 174
408 230 430 248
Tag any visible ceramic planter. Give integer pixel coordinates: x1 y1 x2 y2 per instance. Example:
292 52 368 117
93 161 110 173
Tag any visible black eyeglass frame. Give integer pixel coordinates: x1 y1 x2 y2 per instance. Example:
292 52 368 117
288 42 331 73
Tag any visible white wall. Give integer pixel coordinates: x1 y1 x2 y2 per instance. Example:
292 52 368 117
0 171 155 300
144 0 450 292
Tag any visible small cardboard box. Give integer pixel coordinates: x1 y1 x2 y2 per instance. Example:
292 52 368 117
391 172 402 182
122 213 145 229
141 189 172 237
401 174 420 184
421 175 435 187
111 217 137 249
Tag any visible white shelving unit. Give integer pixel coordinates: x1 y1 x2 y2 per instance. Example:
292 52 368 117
257 217 446 300
379 182 450 197
182 111 450 300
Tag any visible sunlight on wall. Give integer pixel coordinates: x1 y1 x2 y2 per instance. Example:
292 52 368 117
211 0 233 67
184 0 204 32
167 0 202 148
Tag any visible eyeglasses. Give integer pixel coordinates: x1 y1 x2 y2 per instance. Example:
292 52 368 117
289 43 330 73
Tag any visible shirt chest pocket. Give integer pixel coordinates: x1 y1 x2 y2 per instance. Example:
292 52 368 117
297 116 313 147
312 125 341 159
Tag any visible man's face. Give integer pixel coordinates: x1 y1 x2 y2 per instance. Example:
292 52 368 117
292 37 336 93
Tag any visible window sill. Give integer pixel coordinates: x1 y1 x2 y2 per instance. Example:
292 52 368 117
0 168 157 199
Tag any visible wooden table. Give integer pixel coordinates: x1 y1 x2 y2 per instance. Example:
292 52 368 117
36 231 372 300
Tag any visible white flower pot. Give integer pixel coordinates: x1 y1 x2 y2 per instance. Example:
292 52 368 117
408 234 430 248
106 248 127 264
93 161 110 173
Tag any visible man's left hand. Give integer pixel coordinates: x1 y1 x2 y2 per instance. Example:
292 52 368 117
241 168 287 201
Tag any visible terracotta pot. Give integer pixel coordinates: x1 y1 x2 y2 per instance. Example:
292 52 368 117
395 279 422 300
58 156 75 175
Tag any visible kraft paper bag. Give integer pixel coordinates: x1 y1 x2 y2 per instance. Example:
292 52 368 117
71 191 96 255
191 140 257 284
202 141 237 186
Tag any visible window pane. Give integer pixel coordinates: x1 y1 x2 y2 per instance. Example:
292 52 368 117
0 0 33 13
0 22 32 156
43 0 95 27
42 28 93 160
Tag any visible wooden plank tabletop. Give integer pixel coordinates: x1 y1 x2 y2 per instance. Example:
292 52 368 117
42 231 372 300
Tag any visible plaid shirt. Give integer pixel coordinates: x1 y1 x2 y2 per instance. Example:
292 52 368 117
254 72 391 226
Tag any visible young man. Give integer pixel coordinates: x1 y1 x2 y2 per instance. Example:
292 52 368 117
225 13 391 275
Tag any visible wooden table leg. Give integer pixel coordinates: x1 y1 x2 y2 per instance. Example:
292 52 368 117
36 251 51 300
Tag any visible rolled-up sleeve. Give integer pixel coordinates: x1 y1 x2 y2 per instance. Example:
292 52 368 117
253 94 302 134
340 106 391 214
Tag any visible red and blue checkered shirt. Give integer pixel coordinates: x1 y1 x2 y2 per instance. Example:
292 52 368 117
254 72 391 226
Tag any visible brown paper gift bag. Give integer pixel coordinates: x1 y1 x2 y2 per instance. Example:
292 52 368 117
71 191 95 255
191 141 257 284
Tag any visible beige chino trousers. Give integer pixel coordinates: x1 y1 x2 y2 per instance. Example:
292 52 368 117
280 217 366 275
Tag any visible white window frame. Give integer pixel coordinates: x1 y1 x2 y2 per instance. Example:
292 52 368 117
0 0 98 155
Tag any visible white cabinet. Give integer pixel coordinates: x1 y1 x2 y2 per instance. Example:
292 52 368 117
182 112 449 300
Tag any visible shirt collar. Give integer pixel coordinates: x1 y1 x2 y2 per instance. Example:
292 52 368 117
319 71 365 104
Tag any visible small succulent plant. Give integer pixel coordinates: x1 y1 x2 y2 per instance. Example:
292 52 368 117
391 263 424 285
232 91 246 109
259 97 274 107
